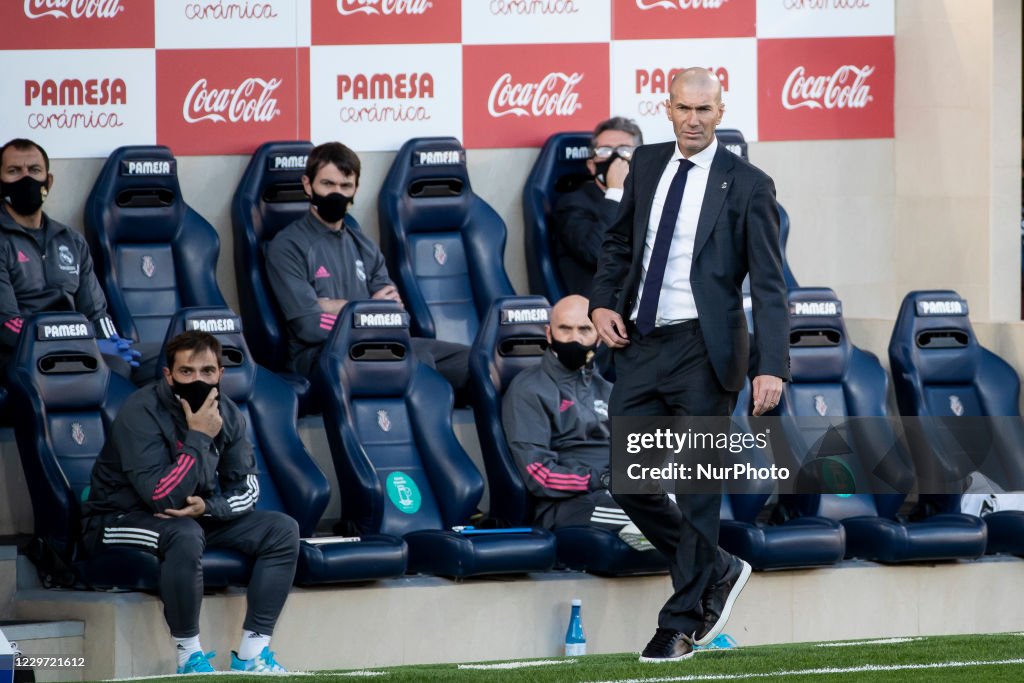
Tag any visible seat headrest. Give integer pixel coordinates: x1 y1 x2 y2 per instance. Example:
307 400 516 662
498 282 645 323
473 296 551 393
898 290 972 336
11 313 109 409
235 140 314 243
160 307 255 404
490 296 551 351
88 145 185 242
891 290 977 382
321 301 415 396
387 136 471 198
531 132 592 195
787 287 848 383
715 128 748 161
789 287 845 335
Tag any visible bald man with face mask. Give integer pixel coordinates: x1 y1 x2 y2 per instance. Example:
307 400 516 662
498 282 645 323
501 295 651 549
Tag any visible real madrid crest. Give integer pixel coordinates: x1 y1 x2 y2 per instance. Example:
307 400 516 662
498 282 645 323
141 255 156 278
377 409 391 432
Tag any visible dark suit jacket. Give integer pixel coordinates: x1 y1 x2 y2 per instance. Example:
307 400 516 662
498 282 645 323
551 182 621 297
589 140 790 392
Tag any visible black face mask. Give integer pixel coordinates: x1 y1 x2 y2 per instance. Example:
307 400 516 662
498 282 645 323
2 175 48 216
593 152 624 187
549 339 597 371
310 191 352 224
172 379 220 414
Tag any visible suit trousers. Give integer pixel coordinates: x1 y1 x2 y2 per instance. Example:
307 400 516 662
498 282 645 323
609 319 737 635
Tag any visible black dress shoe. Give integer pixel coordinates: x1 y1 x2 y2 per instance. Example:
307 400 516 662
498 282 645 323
639 628 694 662
694 556 752 646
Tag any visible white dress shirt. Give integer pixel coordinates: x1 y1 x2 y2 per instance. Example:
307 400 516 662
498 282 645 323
630 137 718 326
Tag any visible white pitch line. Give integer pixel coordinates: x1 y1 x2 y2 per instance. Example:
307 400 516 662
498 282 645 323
816 637 922 647
586 657 1024 683
459 658 575 670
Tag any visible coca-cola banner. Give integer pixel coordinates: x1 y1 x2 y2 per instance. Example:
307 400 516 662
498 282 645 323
311 0 460 46
156 48 309 155
0 0 155 50
612 0 756 40
610 38 758 146
155 0 308 49
462 43 609 149
756 0 894 39
462 0 610 45
0 49 156 158
757 36 894 141
309 44 461 150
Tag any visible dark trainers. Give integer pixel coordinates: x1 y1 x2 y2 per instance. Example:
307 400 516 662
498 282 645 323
694 556 752 646
639 628 694 663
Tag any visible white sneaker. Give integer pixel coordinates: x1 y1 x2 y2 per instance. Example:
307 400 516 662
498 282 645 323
619 523 656 552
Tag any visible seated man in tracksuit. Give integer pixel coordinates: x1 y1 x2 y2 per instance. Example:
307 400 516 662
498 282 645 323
0 138 140 378
502 295 650 549
81 330 299 675
265 141 468 393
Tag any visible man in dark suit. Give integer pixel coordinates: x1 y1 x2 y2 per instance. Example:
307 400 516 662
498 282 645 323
590 68 789 662
552 117 643 297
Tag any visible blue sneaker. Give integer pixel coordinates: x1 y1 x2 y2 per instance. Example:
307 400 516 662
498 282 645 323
177 650 216 674
695 634 738 651
230 646 287 673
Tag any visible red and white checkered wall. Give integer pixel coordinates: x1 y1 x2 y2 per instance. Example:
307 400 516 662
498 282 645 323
3 0 894 157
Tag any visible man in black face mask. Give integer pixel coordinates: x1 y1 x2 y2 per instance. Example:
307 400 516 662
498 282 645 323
552 117 643 298
501 295 651 548
266 142 469 393
0 138 140 377
81 330 298 674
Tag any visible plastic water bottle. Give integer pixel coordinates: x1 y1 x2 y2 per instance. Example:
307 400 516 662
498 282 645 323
564 598 586 656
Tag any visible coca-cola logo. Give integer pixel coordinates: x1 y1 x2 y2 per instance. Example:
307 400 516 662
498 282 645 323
336 0 431 16
487 72 583 118
183 77 282 124
23 0 124 19
184 1 280 20
782 65 874 110
635 0 729 10
488 0 579 15
783 0 871 9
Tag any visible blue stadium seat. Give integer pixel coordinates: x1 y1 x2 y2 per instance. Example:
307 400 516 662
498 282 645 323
231 141 317 408
84 146 226 354
5 312 251 590
378 137 515 346
889 290 1024 556
316 301 555 578
159 307 408 584
231 141 312 371
718 382 847 570
776 288 986 563
469 296 668 576
522 132 591 302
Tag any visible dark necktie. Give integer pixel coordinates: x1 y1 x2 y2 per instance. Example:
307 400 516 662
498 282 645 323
635 158 695 336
